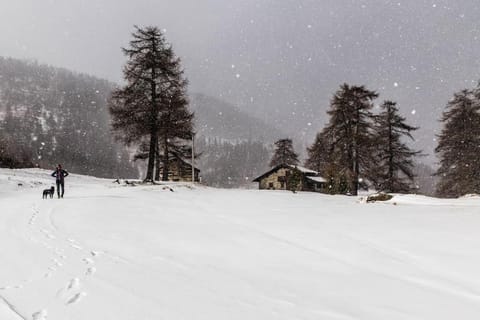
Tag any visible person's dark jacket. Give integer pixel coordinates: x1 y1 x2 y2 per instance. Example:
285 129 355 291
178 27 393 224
52 169 69 182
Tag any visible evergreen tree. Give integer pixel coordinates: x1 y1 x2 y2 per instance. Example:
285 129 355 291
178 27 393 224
156 84 194 181
109 26 192 182
305 130 350 194
270 138 299 167
372 101 420 193
305 131 333 173
435 88 480 197
318 83 378 195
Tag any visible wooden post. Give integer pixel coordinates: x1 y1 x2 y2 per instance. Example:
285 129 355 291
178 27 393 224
192 133 195 184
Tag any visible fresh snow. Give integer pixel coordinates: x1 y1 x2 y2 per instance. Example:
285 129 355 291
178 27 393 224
1 168 480 319
290 165 318 174
306 176 328 183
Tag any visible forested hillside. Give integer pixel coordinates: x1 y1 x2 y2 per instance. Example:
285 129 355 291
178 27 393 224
0 57 136 178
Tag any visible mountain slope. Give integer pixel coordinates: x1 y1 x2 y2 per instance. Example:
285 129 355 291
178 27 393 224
0 57 135 178
190 93 285 143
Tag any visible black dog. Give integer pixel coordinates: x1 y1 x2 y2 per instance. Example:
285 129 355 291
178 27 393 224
42 186 55 199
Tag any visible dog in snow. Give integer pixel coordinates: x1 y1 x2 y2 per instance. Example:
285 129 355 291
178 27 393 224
42 186 55 199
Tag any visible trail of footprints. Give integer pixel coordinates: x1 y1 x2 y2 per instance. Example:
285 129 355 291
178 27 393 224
56 278 87 305
26 205 103 318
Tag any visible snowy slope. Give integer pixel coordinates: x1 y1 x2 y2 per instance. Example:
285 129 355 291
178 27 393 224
1 169 480 320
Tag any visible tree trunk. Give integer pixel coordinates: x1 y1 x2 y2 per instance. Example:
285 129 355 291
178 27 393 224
145 41 158 182
154 146 161 181
352 108 360 196
145 132 157 182
387 113 394 192
161 137 169 181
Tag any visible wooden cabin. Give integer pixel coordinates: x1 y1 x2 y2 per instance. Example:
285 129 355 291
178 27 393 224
158 158 201 182
253 164 327 193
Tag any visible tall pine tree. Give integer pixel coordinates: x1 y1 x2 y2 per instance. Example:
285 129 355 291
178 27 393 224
371 101 420 193
435 88 480 197
270 138 299 167
109 26 193 181
305 131 333 173
317 84 378 195
156 83 194 181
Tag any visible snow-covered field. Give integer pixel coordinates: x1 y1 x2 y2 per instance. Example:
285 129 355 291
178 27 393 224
1 169 480 320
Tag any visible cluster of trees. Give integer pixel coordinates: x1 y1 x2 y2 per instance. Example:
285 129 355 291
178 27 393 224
269 84 420 195
435 85 480 198
109 26 194 182
270 82 480 198
305 84 420 195
0 58 136 178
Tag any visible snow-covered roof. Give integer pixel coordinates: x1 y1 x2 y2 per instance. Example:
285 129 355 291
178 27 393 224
253 164 319 182
289 165 318 174
307 176 327 183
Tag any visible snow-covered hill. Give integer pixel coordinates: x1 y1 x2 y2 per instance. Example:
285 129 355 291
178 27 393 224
1 169 480 320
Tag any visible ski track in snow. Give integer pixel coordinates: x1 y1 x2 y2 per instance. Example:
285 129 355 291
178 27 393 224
0 295 28 320
213 207 480 304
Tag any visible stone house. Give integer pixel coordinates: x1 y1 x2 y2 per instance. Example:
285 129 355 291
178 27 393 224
253 164 327 193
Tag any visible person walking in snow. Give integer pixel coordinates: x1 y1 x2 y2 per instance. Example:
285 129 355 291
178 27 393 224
51 164 69 198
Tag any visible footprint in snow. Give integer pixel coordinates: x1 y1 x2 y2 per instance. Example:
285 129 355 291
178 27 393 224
82 258 94 265
66 292 87 305
86 267 96 276
67 278 80 290
90 251 102 257
70 244 82 250
57 278 81 298
52 259 63 267
32 309 48 320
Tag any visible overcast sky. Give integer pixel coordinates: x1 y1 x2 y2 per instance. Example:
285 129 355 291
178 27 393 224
1 0 480 163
